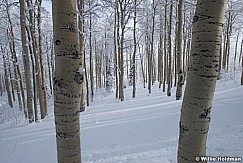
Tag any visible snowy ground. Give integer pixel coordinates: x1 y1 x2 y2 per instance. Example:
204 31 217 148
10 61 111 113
0 72 243 163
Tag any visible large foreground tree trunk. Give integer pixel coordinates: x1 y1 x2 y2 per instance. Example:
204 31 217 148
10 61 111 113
177 0 227 162
52 0 82 162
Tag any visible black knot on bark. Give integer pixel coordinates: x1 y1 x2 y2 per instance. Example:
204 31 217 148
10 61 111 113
55 40 61 45
53 77 61 87
72 51 81 59
193 15 199 23
199 107 212 119
179 122 189 133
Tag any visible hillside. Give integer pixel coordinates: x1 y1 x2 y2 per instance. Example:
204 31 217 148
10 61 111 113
0 72 243 163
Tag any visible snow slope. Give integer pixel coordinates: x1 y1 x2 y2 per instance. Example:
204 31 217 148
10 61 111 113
0 75 243 163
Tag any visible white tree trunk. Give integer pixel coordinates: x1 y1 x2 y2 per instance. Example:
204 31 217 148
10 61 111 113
176 0 184 100
78 0 85 112
132 0 137 98
52 0 82 162
241 54 243 85
178 0 227 162
163 0 168 93
2 51 13 108
167 0 173 96
37 0 49 116
19 0 34 122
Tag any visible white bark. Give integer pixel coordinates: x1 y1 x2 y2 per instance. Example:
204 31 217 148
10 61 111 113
52 0 82 162
178 0 227 162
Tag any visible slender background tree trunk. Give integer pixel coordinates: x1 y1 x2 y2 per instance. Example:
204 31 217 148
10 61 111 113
176 0 184 100
19 0 34 123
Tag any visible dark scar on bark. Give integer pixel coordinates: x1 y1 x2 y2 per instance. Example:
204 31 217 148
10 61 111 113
193 15 199 23
55 40 61 45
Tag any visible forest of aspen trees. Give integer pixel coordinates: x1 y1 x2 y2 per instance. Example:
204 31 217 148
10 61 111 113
1 0 242 120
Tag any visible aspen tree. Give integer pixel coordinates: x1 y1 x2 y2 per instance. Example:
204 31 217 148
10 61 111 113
19 0 34 122
0 73 2 96
178 0 227 162
6 10 23 109
139 46 146 88
78 0 85 111
222 10 231 70
241 51 243 85
2 75 6 93
46 37 53 95
8 59 15 104
158 8 164 89
5 3 22 108
182 11 187 75
148 0 157 94
222 1 238 71
2 50 13 108
233 31 239 70
117 0 130 101
163 0 168 93
116 2 121 98
26 0 45 119
174 5 178 88
26 33 38 121
175 0 184 100
239 39 243 64
158 38 163 88
218 33 223 79
52 0 82 162
167 0 173 96
103 46 107 88
84 49 90 107
126 43 129 83
37 0 49 116
89 0 94 102
240 42 243 85
114 3 119 99
146 17 152 94
118 0 125 101
95 39 99 89
132 0 137 98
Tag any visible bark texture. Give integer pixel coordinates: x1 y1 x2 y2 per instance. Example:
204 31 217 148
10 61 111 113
178 0 227 162
52 0 82 162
